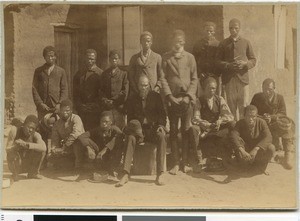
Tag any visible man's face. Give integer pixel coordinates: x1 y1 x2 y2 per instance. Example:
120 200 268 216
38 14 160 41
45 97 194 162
59 106 72 121
141 35 152 51
244 110 257 127
23 122 37 137
229 22 240 38
263 82 275 99
204 82 217 97
100 116 112 131
204 25 215 39
172 36 185 50
138 77 150 98
44 51 56 66
109 54 120 68
85 53 96 69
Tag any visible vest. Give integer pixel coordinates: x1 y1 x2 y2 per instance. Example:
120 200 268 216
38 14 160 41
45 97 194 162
199 95 221 123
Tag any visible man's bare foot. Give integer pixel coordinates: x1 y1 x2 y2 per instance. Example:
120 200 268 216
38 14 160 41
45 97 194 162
155 173 166 186
115 173 129 187
169 165 179 175
183 165 193 173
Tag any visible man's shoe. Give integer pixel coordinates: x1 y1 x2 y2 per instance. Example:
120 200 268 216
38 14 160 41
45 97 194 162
284 151 294 170
87 172 109 183
115 173 129 187
193 163 202 173
27 174 43 179
169 165 179 175
155 173 166 186
183 165 193 173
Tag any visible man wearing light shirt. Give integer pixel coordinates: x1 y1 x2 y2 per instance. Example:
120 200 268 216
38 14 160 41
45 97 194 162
6 115 46 181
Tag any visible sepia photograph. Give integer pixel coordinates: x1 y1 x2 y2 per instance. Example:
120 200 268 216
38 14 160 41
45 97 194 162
1 3 298 209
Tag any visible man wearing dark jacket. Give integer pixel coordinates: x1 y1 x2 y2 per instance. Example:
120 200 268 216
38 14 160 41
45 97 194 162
73 49 103 131
116 75 167 187
216 19 256 120
32 46 68 120
251 78 295 169
230 105 275 175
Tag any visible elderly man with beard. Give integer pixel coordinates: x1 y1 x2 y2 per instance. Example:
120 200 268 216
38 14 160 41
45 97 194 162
116 75 167 187
49 99 85 170
160 29 198 175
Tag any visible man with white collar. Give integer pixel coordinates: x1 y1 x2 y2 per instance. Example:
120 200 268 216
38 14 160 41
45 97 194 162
128 31 162 96
160 29 198 175
216 18 256 120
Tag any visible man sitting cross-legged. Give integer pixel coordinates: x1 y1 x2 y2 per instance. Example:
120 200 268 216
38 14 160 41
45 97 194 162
116 75 167 187
229 105 275 175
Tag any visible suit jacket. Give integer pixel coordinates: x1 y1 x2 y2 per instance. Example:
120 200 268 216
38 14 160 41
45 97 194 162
230 117 272 151
192 37 220 76
128 50 162 94
32 64 68 110
73 66 103 113
216 36 256 85
99 67 129 109
251 92 286 122
160 50 198 102
126 91 167 130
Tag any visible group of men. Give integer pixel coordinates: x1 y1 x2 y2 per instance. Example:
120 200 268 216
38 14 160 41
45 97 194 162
5 18 295 187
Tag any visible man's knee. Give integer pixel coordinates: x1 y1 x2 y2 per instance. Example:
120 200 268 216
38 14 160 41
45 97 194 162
266 144 276 155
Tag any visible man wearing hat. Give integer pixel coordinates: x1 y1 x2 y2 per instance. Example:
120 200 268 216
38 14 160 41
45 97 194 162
229 105 275 175
128 31 163 96
116 75 167 187
190 77 234 172
73 49 103 131
6 115 46 181
32 46 68 120
193 21 221 93
160 29 198 175
76 111 124 182
49 99 85 170
216 19 256 120
251 78 295 169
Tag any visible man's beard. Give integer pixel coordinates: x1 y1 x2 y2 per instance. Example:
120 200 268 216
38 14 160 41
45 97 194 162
139 89 149 99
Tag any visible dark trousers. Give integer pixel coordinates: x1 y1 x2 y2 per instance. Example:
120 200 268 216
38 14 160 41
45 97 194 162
168 104 193 166
123 130 166 175
78 112 100 131
7 148 46 177
233 137 275 172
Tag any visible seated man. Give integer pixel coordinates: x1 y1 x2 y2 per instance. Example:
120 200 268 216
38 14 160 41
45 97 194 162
250 78 295 169
6 115 46 181
229 105 275 175
48 99 85 170
116 75 167 187
77 111 124 182
190 77 234 172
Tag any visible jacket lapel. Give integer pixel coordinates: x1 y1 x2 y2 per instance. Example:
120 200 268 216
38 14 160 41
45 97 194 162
166 57 180 76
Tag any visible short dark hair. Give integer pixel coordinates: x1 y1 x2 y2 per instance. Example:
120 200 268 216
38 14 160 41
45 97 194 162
60 99 73 109
171 29 185 40
43 46 56 58
86 49 97 58
204 21 216 29
244 105 258 115
109 50 121 59
100 111 113 121
24 115 39 126
262 78 276 88
140 31 153 42
229 18 241 27
203 77 217 89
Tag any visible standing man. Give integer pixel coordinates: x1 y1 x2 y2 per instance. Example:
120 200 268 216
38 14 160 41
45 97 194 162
193 21 221 93
32 46 68 120
73 49 103 131
128 31 162 96
160 30 198 175
6 115 46 181
216 18 256 120
116 76 167 186
251 78 295 169
230 105 275 175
